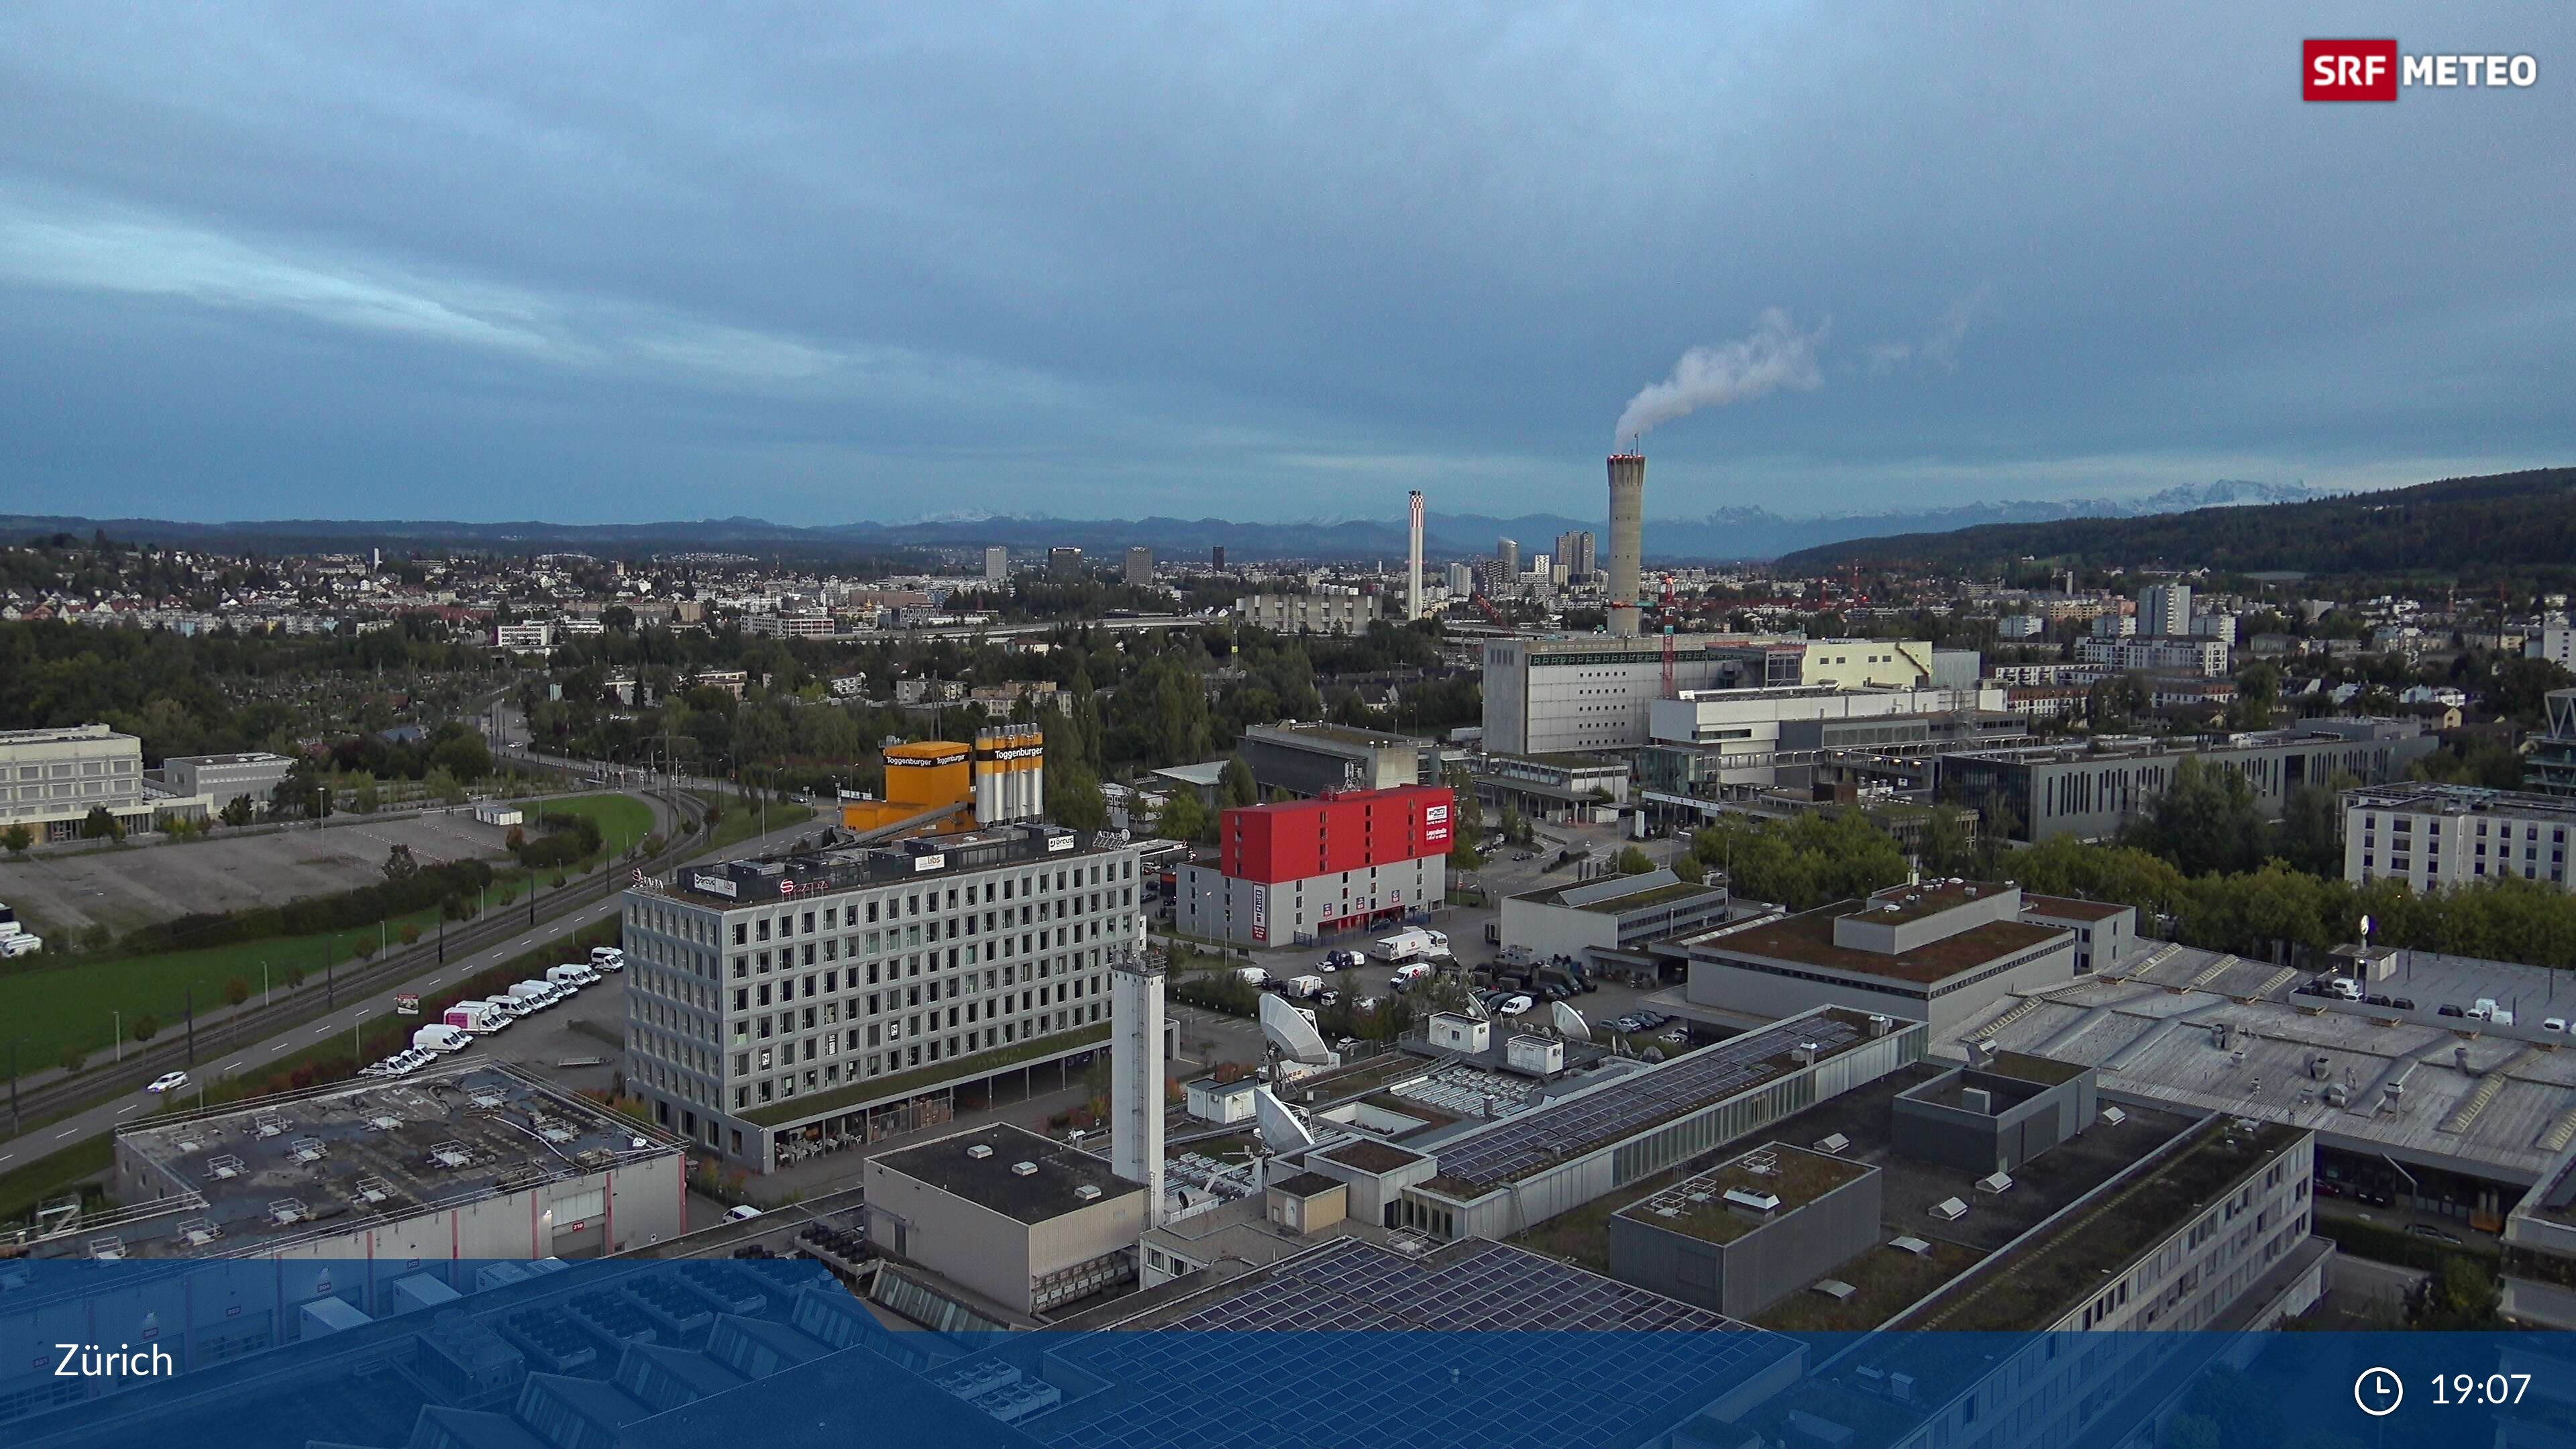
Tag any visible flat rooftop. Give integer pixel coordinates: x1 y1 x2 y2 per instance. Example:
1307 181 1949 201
1246 720 1419 751
873 1123 1144 1225
1322 1138 1426 1173
1700 904 2062 985
1615 1142 1874 1246
1949 947 2576 1183
1510 873 1724 914
1894 1117 2304 1332
669 820 1107 905
2347 782 2576 823
2020 893 2132 922
1413 1010 1885 1196
111 1063 680 1259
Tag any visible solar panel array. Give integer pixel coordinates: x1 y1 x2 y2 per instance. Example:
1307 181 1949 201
1033 1240 1797 1449
1429 1016 1866 1190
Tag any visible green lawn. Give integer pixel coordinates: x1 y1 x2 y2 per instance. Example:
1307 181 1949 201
525 792 657 854
0 1135 113 1227
694 792 813 855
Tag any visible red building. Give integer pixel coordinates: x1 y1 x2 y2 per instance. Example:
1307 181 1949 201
1177 785 1453 945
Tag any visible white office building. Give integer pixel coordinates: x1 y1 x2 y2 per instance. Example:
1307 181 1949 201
0 723 149 841
2344 783 2576 891
2074 635 2229 677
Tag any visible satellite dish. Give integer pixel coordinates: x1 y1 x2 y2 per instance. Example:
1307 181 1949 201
1260 992 1331 1065
1253 1086 1318 1154
1551 1001 1593 1042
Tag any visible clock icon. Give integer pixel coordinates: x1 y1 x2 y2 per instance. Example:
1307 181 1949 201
2355 1366 2404 1417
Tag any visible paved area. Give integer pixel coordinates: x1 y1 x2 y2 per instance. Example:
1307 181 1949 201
0 808 515 937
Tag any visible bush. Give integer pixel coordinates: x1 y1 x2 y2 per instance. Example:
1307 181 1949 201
58 1046 84 1074
352 940 376 961
131 1014 158 1042
285 965 307 989
112 858 497 958
80 924 113 953
399 923 422 947
223 976 250 1007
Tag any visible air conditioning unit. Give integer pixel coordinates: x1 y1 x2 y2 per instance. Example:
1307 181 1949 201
1011 1161 1038 1177
967 1144 994 1160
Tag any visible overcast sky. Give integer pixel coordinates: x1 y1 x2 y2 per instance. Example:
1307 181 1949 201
1 4 2569 525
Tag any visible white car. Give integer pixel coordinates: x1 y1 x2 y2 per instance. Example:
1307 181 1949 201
724 1204 763 1222
146 1071 190 1094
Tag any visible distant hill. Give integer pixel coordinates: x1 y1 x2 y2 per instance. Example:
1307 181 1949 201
1772 467 2576 577
0 478 2343 566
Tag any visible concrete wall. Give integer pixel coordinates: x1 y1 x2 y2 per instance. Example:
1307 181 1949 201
1607 1167 1882 1317
1497 896 1620 961
864 1157 1034 1313
1892 1067 2099 1175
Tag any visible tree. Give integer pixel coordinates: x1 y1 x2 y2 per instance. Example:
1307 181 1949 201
1155 790 1209 843
399 923 421 947
382 842 421 883
1046 757 1110 830
0 822 30 857
1615 845 1655 875
429 729 492 782
422 766 467 804
2123 756 2265 877
223 976 250 1007
219 794 254 828
1220 756 1257 811
79 806 124 842
131 1014 158 1041
58 1046 85 1074
1672 854 1706 884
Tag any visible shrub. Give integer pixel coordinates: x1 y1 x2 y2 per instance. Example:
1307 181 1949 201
399 923 421 947
223 976 250 1007
58 1046 85 1074
131 1014 158 1042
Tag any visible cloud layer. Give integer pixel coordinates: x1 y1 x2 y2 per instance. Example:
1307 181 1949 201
0 4 2568 525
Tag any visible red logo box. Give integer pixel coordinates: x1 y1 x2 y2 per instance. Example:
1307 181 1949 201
2305 39 2399 101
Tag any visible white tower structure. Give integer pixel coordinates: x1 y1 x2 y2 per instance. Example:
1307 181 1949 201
1110 949 1167 1225
1607 452 1645 638
1406 490 1426 621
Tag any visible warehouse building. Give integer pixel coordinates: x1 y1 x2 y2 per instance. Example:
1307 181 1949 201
1680 881 2075 1037
1937 719 2436 843
1234 720 1424 796
1498 869 1731 962
620 820 1144 1173
863 1123 1148 1317
156 751 293 812
1171 784 1451 946
0 722 149 841
1607 1142 1883 1318
1481 635 1805 755
2019 894 2138 974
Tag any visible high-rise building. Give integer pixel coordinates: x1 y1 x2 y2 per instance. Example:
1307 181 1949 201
2140 582 2192 639
1406 490 1425 621
1446 561 1475 596
1211 545 1227 571
1555 529 1597 582
983 545 1008 583
1124 545 1154 588
1607 453 1646 637
1495 537 1519 578
1048 546 1084 575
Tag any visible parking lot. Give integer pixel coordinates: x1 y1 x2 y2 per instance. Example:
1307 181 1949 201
0 809 513 936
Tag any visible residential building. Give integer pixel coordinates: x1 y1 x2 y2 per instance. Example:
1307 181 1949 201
2343 782 2576 890
2528 624 2575 669
618 821 1144 1171
2074 634 2229 676
1444 561 1474 596
492 622 552 651
1940 720 2436 842
1046 546 1083 574
1234 589 1380 635
1997 614 2045 639
1552 529 1597 581
1171 784 1452 945
0 722 148 841
2140 581 2192 639
983 545 1008 583
1495 537 1519 579
1122 546 1152 588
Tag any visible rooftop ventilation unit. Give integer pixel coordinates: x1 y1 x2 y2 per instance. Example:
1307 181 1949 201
429 1142 474 1170
967 1144 995 1160
1930 1197 1968 1222
1889 1373 1916 1404
1961 1087 1992 1114
268 1199 309 1226
87 1236 125 1261
354 1176 392 1205
1723 1187 1782 1213
205 1154 245 1181
176 1219 219 1247
1792 1042 1819 1066
288 1137 329 1163
1815 1133 1851 1155
1976 1171 2015 1195
252 1112 286 1139
1811 1279 1857 1301
1074 1184 1103 1201
1868 1015 1890 1037
1010 1161 1039 1177
368 1115 401 1132
1888 1235 1932 1256
2100 1106 2127 1126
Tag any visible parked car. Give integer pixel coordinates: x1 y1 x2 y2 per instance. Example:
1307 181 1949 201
1318 989 1342 1007
1660 1028 1691 1044
1513 851 1535 861
725 1204 764 1222
2406 1223 2465 1246
147 1071 190 1094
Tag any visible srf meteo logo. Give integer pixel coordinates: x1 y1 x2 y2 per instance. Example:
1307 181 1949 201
2305 40 2538 101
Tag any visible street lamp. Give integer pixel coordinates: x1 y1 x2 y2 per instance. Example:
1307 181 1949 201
112 1010 122 1063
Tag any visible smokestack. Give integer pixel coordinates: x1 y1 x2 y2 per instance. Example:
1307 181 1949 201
1406 490 1425 622
1607 453 1645 638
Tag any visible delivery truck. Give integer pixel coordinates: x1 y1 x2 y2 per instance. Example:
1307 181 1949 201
444 1000 509 1034
1369 928 1440 963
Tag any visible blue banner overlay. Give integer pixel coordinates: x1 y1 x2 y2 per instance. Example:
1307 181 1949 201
0 1256 2563 1448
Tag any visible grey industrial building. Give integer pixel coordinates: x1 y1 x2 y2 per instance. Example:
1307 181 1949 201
1888 1051 2100 1175
619 820 1144 1173
1679 881 2076 1036
1937 718 2437 843
1607 1142 1882 1318
1481 634 1807 755
2019 894 2139 974
863 1122 1148 1316
1498 868 1731 962
159 751 293 810
1233 721 1424 797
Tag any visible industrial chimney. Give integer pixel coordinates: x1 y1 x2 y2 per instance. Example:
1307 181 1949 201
1406 490 1425 622
1607 453 1646 637
1110 949 1167 1226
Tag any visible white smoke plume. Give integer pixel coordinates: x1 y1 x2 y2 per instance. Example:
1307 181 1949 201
1613 309 1824 444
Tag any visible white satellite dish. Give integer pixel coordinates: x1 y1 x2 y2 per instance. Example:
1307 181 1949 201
1260 991 1332 1065
1552 1000 1593 1043
1253 1085 1318 1154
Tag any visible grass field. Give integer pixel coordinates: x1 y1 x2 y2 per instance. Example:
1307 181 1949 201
0 792 654 1073
694 791 813 854
525 792 657 854
0 1135 113 1227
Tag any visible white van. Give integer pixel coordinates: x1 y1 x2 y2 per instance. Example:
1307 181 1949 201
1234 966 1270 987
590 946 627 973
413 1024 472 1054
547 963 597 989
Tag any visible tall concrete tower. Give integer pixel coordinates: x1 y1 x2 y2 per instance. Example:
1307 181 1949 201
1607 452 1646 637
1406 490 1425 621
1110 949 1167 1226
